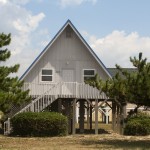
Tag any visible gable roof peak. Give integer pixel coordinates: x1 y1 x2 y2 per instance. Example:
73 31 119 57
64 19 72 26
20 20 112 80
66 19 71 23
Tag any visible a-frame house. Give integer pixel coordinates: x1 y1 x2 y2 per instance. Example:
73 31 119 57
4 20 112 135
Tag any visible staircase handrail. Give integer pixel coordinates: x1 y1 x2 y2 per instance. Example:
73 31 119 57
14 82 61 116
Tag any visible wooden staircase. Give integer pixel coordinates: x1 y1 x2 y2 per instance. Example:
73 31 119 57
4 83 60 135
4 82 107 135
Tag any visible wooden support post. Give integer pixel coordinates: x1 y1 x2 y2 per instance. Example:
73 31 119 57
72 99 77 134
68 100 72 134
31 100 34 112
76 102 79 123
112 101 116 131
95 99 98 134
116 105 120 134
90 104 92 130
105 109 109 124
120 103 127 135
87 102 90 129
58 99 62 113
119 106 123 135
64 100 72 134
8 118 11 135
79 100 84 133
122 103 127 118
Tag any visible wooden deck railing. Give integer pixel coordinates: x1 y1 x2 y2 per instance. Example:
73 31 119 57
22 82 106 99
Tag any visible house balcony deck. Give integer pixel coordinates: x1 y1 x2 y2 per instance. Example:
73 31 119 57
4 82 109 135
23 82 107 100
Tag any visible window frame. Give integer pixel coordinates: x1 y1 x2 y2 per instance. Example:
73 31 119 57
41 68 53 82
83 69 96 81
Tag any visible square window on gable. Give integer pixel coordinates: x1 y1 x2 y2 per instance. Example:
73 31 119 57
42 70 52 75
41 69 53 82
84 70 95 76
83 69 95 81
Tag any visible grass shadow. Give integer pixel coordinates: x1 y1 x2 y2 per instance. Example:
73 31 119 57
81 138 150 149
76 128 110 134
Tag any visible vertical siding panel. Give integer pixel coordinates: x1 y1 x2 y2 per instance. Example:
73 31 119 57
23 26 109 98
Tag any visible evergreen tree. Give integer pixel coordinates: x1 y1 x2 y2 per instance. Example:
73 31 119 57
0 33 30 114
127 53 150 106
86 53 150 108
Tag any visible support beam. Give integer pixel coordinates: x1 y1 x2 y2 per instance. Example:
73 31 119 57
85 99 94 130
31 100 34 112
112 101 116 131
87 102 90 129
120 103 127 135
7 118 10 135
105 101 112 109
105 109 109 124
122 103 127 118
72 99 77 134
99 100 107 107
95 99 98 134
90 104 92 130
79 100 84 133
116 105 120 134
58 99 62 113
85 99 94 107
64 100 72 134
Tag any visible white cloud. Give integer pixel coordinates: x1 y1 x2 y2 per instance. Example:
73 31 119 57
13 13 45 34
82 30 150 68
59 0 97 8
9 0 30 5
0 1 48 77
0 0 7 4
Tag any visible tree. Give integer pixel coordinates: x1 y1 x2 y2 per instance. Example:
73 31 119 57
86 53 150 134
126 53 150 107
0 33 30 114
86 53 150 108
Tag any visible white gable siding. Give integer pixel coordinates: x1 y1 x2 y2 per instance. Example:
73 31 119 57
24 25 109 84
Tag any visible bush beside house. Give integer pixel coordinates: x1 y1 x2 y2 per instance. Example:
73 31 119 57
11 112 68 137
124 112 150 136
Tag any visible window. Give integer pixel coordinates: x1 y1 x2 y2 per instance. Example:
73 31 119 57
41 69 53 82
83 69 95 81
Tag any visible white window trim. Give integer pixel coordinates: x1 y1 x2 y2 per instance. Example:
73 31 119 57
40 68 54 82
83 69 96 81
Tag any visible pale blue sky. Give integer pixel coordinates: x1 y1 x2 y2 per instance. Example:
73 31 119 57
25 0 150 37
0 0 150 76
21 0 149 36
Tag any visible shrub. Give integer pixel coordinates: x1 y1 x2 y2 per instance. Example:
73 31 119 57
11 112 68 137
124 112 150 136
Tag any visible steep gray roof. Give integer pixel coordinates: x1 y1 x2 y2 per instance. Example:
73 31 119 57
107 68 137 77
